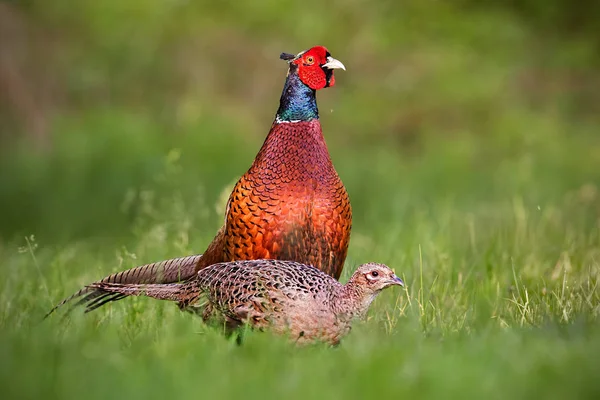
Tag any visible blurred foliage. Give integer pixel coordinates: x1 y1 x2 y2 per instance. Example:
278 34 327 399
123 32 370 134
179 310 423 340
0 0 599 243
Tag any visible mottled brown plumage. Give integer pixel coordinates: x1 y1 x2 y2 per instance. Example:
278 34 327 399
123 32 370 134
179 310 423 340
76 260 404 345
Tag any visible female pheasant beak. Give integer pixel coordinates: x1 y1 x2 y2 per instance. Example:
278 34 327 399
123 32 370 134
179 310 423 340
322 56 346 71
390 274 405 287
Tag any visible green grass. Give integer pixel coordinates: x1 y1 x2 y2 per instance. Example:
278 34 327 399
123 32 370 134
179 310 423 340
1 129 599 399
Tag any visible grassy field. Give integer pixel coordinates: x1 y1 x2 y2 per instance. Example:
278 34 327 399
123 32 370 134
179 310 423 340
1 1 600 399
1 129 599 399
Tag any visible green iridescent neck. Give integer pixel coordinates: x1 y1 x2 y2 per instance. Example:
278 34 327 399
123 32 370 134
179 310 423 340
275 71 319 122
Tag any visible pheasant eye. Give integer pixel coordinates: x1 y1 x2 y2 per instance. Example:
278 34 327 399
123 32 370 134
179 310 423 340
305 56 314 64
371 271 379 277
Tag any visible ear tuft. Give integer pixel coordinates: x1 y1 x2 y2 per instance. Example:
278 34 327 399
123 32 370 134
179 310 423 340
280 52 295 61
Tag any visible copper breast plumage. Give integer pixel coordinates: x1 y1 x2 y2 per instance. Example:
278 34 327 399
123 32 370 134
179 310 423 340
222 120 352 279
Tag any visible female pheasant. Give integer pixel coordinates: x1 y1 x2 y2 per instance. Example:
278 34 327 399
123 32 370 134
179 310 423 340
47 46 351 316
73 260 404 345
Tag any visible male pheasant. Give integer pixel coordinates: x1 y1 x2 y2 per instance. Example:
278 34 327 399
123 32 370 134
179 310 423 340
71 260 404 345
47 46 351 316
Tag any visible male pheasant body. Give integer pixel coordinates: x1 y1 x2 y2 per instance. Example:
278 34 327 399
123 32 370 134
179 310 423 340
79 260 404 345
47 46 351 317
188 47 351 277
219 118 350 276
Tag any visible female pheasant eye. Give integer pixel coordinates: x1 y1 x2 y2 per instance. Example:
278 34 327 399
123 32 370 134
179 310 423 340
371 271 379 277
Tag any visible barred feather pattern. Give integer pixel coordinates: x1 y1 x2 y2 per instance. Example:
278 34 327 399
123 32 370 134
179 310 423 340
45 255 202 317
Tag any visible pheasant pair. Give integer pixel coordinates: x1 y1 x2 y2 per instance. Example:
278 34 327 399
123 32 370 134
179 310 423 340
48 45 350 312
48 46 402 343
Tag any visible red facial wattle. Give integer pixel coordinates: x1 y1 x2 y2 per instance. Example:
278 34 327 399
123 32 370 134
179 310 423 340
292 46 346 90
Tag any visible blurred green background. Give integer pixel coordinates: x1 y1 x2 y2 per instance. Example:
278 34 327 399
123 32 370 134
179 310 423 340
1 1 599 399
1 0 598 245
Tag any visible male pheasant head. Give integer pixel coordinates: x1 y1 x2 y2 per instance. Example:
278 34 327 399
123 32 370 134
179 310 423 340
350 263 405 293
280 46 345 90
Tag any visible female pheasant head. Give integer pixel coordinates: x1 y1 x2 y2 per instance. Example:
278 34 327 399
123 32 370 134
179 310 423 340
280 46 346 90
332 263 404 320
351 263 405 293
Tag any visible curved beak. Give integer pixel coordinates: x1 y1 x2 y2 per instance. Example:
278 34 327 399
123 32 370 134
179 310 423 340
322 56 346 71
390 275 405 287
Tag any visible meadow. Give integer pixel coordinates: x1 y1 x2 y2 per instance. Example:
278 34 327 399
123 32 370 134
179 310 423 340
1 1 599 399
